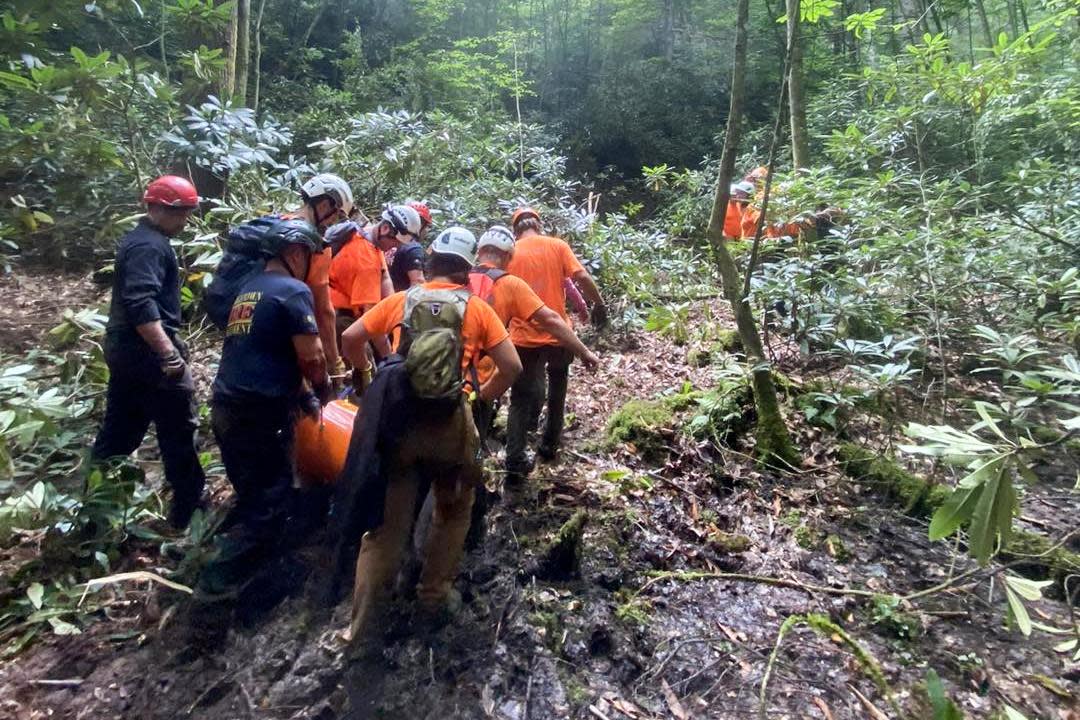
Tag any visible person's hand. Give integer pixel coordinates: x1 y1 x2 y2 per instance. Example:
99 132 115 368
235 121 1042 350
158 348 186 379
580 350 600 372
330 358 348 392
589 303 609 329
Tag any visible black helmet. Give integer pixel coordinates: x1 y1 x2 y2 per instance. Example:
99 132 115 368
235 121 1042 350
261 218 323 258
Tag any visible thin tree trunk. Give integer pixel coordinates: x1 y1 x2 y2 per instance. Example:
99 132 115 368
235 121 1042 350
300 0 332 49
223 1 239 98
234 0 250 105
707 0 799 468
252 0 267 112
974 0 995 46
785 0 810 170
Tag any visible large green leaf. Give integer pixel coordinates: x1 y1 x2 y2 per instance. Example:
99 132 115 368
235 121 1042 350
928 484 981 540
967 458 1013 565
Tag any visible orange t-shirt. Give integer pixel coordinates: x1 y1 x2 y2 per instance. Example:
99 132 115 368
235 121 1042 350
740 207 805 240
360 281 509 373
471 267 546 383
724 200 747 239
329 228 387 313
506 234 585 348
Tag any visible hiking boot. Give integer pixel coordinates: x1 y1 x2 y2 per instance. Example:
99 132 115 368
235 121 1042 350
168 490 207 530
504 455 534 484
415 588 462 636
536 443 559 463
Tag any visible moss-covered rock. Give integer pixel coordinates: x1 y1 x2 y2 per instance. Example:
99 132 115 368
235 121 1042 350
1001 529 1080 586
708 531 751 554
837 442 943 515
825 534 852 563
711 329 743 355
605 397 682 460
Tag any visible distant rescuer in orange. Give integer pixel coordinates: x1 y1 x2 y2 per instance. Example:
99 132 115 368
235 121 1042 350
739 167 807 240
291 174 355 380
724 180 756 240
504 206 607 481
91 175 205 529
468 224 600 433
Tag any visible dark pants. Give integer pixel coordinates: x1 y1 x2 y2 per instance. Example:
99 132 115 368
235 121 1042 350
200 396 296 594
91 348 204 506
211 396 296 537
506 345 573 468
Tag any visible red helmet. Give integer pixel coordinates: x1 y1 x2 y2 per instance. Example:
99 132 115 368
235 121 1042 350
406 200 432 229
143 175 199 209
511 206 540 228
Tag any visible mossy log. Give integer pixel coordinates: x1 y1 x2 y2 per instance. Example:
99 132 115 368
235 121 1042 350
533 510 589 581
837 442 1080 583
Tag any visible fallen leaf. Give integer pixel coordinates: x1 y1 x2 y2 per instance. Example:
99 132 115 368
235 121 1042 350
848 685 888 720
661 679 690 720
812 696 835 720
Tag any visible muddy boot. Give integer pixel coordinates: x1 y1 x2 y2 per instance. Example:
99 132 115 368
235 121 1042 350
414 588 462 637
504 455 534 485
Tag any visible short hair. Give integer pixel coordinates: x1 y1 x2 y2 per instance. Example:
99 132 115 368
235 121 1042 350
427 253 471 284
514 217 542 237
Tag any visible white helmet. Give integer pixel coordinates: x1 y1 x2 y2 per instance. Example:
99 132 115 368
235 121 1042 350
431 226 478 265
301 173 354 215
730 181 755 199
380 204 422 237
478 225 515 254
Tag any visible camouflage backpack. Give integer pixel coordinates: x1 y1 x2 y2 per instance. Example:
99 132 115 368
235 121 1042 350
398 285 474 403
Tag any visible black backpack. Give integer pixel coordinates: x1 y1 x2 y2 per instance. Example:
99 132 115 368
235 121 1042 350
203 215 283 329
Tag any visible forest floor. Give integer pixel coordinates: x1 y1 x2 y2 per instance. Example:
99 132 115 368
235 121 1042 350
0 287 1077 720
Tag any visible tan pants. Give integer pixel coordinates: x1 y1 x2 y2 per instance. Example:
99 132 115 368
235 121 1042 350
346 399 481 645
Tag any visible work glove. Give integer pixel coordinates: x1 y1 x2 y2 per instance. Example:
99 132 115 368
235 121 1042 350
330 358 348 393
172 336 191 361
590 303 609 330
354 365 374 395
298 390 321 420
158 348 186 380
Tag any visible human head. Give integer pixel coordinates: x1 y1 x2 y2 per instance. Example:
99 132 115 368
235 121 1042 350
511 206 541 238
143 175 198 236
374 204 422 251
730 181 755 204
300 173 354 231
427 226 478 284
406 200 432 240
477 225 515 269
263 218 323 280
745 166 769 185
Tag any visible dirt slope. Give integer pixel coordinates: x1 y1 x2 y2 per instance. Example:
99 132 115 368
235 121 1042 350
0 317 1077 720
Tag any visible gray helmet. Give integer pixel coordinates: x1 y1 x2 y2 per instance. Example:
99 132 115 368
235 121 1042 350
261 218 323 258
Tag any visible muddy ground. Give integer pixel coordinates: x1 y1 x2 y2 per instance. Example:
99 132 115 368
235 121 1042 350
1 303 1078 720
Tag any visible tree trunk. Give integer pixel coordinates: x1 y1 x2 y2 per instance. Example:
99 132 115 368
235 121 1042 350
223 1 239 98
234 0 251 105
707 0 800 468
785 0 810 170
300 0 332 49
253 0 267 112
974 0 995 46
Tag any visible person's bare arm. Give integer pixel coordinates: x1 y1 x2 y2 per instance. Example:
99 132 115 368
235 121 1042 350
293 333 330 394
529 306 599 370
135 321 175 356
571 269 603 307
407 268 425 287
341 321 372 369
380 269 393 299
479 338 522 402
310 283 339 369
